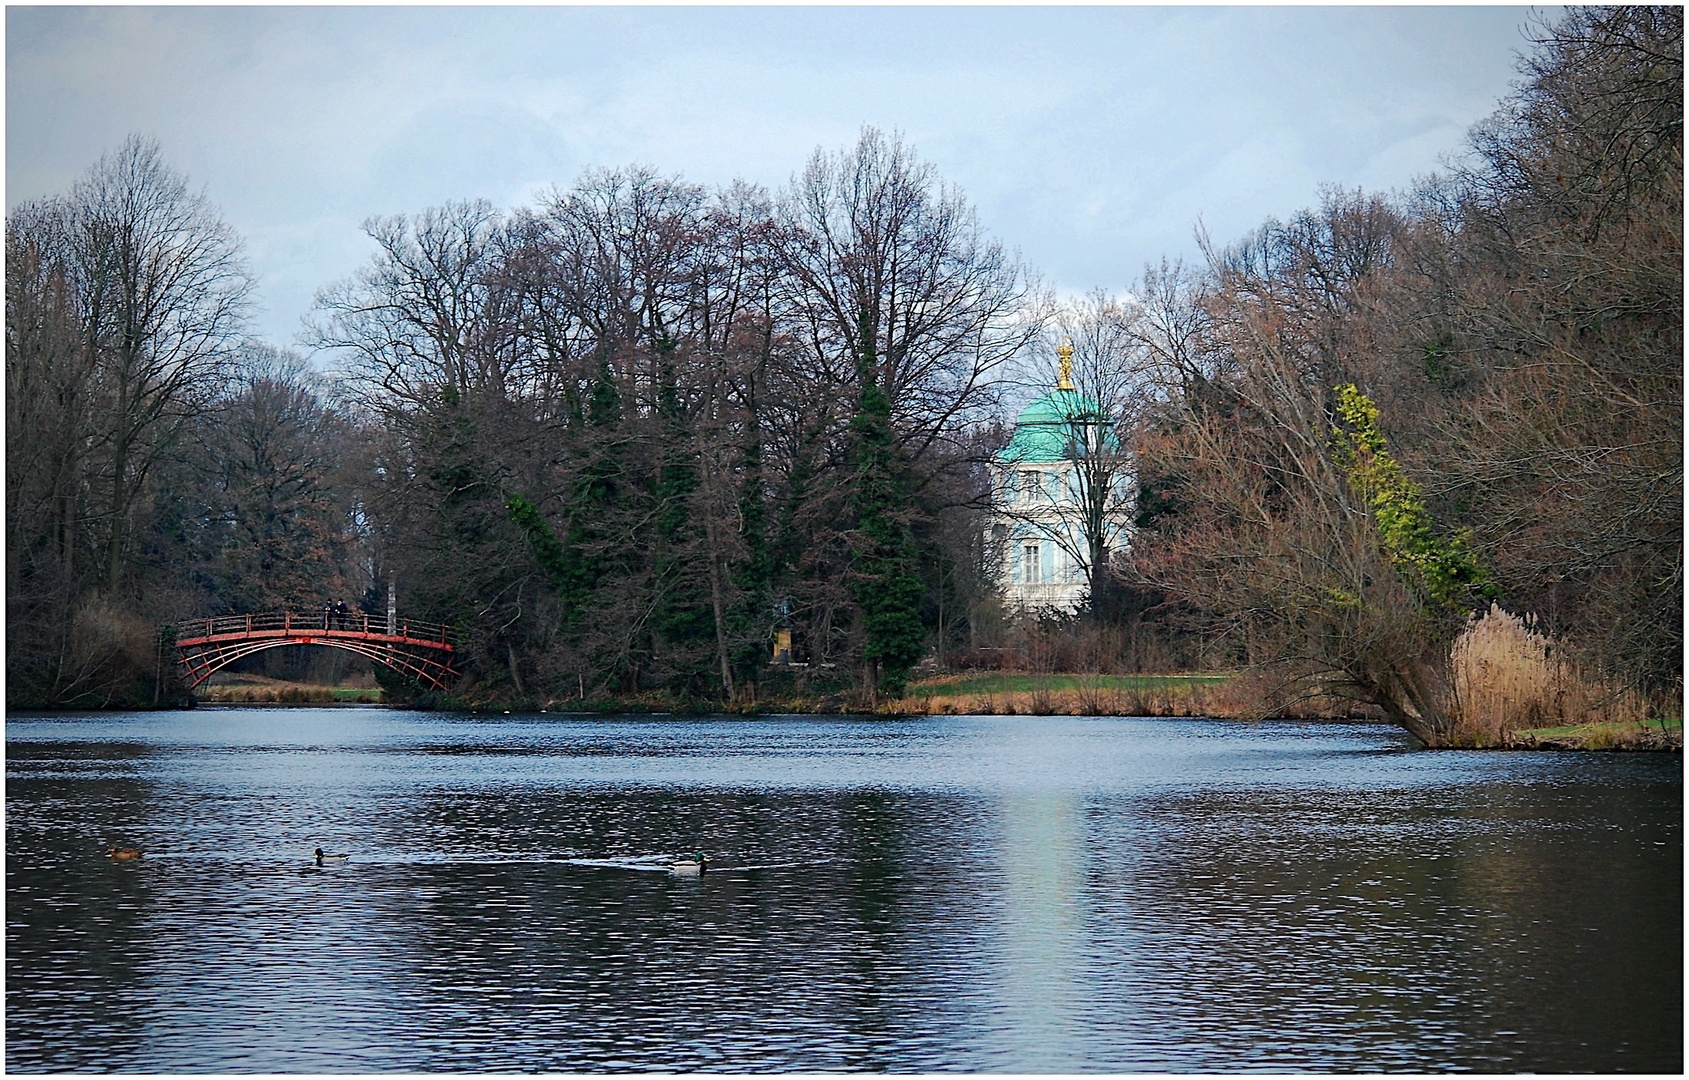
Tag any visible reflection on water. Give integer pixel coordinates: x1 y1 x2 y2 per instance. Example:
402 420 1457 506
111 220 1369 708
991 790 1090 1070
6 709 1681 1072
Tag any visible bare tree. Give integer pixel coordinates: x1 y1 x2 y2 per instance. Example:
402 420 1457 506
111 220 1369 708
7 136 250 706
67 136 252 592
1129 195 1484 745
7 201 90 604
7 200 101 700
1419 5 1684 698
208 346 359 612
777 127 1040 458
308 200 517 410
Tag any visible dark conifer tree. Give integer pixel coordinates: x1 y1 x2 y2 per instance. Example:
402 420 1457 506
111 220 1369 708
847 316 926 699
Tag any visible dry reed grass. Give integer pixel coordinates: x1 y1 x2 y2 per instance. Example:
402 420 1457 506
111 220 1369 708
886 678 1253 719
55 596 160 706
1444 604 1656 746
199 674 381 704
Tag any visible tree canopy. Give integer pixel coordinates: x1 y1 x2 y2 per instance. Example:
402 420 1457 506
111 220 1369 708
7 10 1680 730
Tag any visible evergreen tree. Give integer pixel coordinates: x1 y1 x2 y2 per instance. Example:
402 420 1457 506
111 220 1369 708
649 336 716 694
847 316 926 699
727 381 775 688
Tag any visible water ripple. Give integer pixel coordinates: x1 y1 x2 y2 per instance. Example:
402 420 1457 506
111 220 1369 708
6 711 1681 1072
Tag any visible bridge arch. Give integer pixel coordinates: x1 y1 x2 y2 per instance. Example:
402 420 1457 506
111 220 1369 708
172 612 461 693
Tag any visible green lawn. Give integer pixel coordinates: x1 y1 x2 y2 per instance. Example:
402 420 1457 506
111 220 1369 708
329 687 384 702
906 672 1232 698
1515 717 1681 742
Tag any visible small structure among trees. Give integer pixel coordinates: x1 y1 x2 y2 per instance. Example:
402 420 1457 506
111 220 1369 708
990 340 1135 614
7 8 1675 725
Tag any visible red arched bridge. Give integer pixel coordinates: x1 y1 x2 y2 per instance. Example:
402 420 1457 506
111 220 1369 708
172 611 461 692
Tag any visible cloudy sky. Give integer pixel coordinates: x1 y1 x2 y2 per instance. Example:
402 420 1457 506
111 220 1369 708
8 5 1543 349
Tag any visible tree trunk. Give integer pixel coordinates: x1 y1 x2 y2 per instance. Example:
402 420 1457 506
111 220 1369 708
106 397 129 594
507 643 525 698
704 517 736 703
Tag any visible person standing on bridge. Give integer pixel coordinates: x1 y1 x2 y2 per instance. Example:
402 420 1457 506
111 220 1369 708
333 599 350 629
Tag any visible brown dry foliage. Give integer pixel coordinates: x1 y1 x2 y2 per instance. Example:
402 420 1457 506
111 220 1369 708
1443 604 1659 746
1125 9 1681 744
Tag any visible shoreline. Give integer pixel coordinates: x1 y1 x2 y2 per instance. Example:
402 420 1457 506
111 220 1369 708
128 673 1689 752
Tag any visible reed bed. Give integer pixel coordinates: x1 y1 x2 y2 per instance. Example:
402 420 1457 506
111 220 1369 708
198 675 382 704
892 677 1244 719
1444 604 1661 747
889 669 1388 721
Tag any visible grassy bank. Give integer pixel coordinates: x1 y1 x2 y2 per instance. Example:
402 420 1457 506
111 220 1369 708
203 669 1680 753
419 672 1261 720
911 672 1232 697
894 673 1682 750
411 672 1380 722
1506 717 1682 751
888 672 1258 718
889 671 1401 722
198 674 383 704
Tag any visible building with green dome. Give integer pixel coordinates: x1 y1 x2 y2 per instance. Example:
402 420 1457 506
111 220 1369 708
991 342 1134 613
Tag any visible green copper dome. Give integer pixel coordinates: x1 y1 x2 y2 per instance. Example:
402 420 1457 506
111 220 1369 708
999 388 1114 464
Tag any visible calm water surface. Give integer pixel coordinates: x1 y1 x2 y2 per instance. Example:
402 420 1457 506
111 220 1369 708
6 708 1681 1072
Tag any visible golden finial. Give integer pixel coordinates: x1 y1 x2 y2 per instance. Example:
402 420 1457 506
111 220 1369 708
1056 338 1075 391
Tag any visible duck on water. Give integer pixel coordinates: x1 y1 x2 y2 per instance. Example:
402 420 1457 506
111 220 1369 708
314 847 349 866
106 842 143 860
670 853 709 876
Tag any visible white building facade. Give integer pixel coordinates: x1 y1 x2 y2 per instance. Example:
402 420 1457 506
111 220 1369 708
989 345 1134 613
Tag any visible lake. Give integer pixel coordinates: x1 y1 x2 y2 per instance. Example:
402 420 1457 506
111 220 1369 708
5 708 1681 1072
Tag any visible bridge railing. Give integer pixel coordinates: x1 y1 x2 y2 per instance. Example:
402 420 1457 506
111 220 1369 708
173 611 455 645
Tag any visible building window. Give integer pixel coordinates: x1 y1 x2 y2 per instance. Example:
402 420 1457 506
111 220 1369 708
1023 542 1042 584
1021 470 1041 501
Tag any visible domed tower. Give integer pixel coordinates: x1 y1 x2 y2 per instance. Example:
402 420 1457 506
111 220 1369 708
990 341 1132 613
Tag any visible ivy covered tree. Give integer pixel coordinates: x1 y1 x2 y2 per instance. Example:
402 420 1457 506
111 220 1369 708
1331 383 1488 612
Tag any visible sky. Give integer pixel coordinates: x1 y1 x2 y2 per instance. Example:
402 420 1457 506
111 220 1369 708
7 5 1545 351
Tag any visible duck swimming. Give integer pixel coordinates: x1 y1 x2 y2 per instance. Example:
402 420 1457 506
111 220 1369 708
670 852 709 876
314 847 350 866
105 843 143 860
